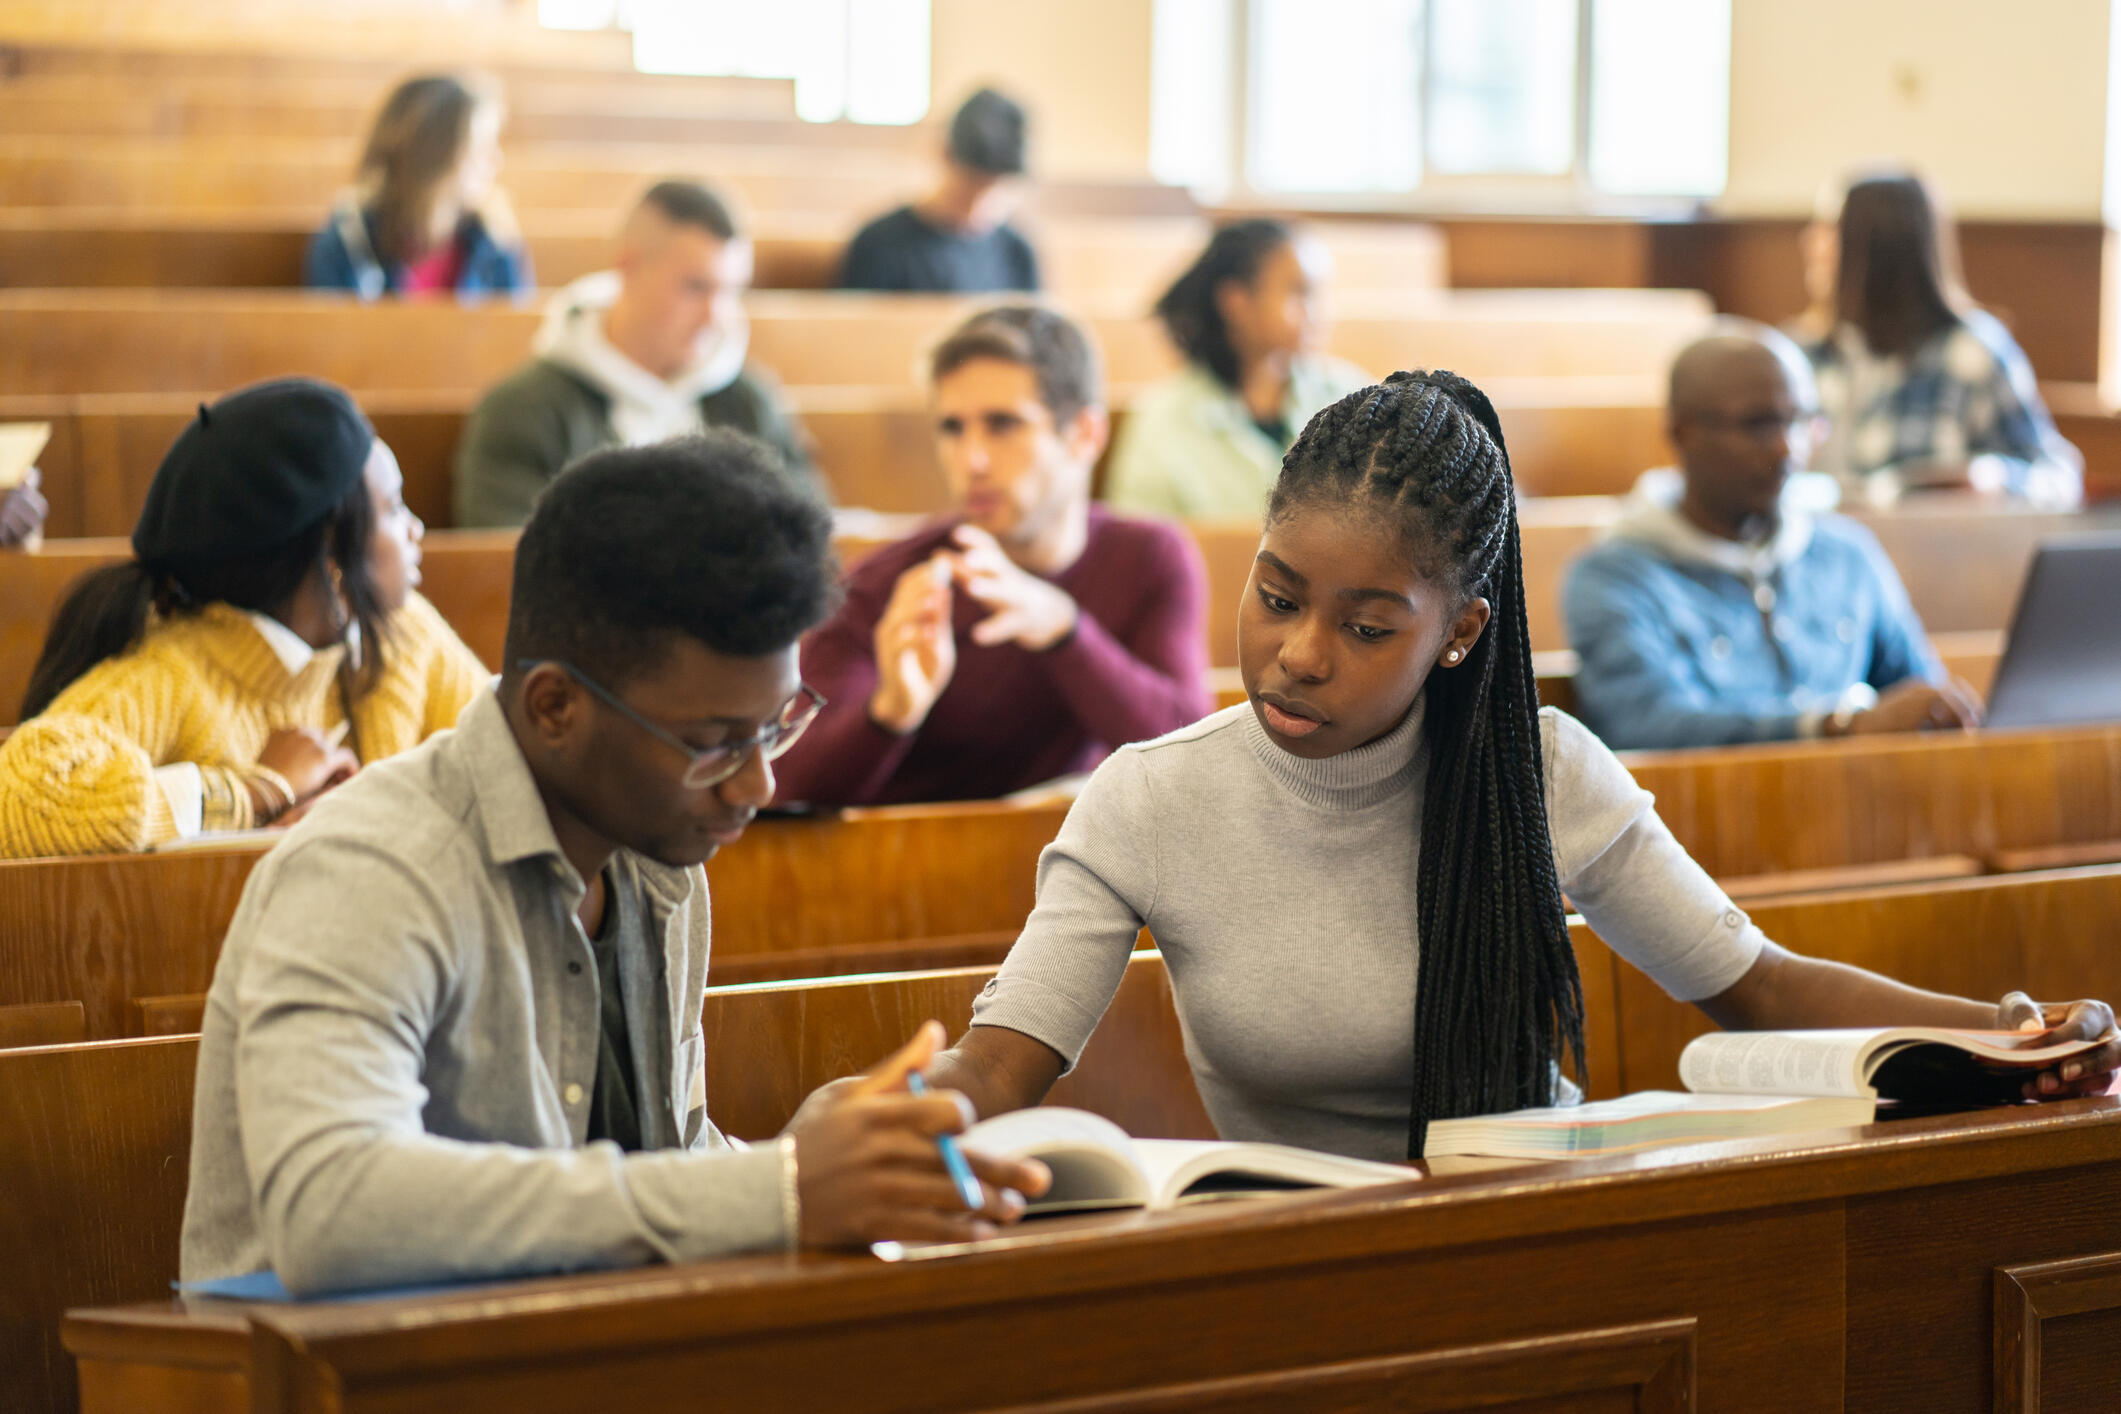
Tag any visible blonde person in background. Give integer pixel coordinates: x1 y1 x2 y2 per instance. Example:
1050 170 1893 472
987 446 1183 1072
1793 170 2080 509
305 72 531 299
0 380 486 858
1103 219 1369 521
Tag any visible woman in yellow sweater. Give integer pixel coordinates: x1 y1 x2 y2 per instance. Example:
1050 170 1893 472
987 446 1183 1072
0 379 488 858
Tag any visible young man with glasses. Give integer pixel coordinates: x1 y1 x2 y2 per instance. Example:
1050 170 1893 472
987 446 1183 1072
181 432 1047 1297
1561 322 1981 750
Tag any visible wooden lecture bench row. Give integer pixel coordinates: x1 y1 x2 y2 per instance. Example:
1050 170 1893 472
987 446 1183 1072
0 494 2079 722
0 287 1713 394
0 498 2085 724
15 866 2121 1412
0 210 1449 302
6 718 2121 1046
0 136 1200 220
0 4 646 72
3 376 1663 536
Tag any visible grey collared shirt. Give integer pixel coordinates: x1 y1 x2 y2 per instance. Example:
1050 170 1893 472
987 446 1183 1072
180 689 791 1296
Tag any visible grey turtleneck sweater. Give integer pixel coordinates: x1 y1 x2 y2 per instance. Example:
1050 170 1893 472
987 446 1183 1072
970 700 1765 1161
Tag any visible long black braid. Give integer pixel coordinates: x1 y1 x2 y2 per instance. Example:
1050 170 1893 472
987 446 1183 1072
1269 369 1585 1158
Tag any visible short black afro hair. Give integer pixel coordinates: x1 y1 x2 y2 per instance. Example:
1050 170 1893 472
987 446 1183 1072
504 431 838 687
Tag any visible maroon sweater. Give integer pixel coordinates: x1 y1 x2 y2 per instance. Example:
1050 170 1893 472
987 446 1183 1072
774 508 1211 806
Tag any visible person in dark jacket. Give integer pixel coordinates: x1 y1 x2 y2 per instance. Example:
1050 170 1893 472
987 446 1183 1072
839 88 1040 294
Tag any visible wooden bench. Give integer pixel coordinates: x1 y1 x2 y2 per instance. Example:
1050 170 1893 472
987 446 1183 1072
0 210 1449 305
0 136 1198 222
4 378 1663 538
0 287 1712 395
13 720 2121 1042
0 790 1077 1041
0 498 2078 725
33 863 2121 1411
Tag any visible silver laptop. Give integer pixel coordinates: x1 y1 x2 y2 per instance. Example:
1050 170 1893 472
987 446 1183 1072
1983 533 2121 730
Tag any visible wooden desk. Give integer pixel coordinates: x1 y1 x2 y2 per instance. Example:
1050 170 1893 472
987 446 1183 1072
0 287 1712 396
61 1098 2121 1412
1 376 1661 540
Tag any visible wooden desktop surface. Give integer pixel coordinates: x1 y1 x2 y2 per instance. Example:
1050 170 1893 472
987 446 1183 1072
63 1096 2121 1413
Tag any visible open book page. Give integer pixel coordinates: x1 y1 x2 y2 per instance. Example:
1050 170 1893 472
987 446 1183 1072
1680 1027 2105 1103
0 423 48 551
958 1107 1150 1212
958 1110 1416 1213
1679 1030 1882 1098
1131 1139 1414 1208
0 423 48 490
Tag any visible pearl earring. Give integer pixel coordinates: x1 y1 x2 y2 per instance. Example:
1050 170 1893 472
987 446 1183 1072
1444 648 1463 664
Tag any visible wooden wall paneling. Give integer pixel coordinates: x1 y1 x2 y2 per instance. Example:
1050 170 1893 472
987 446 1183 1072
0 1034 201 1414
1993 1252 2121 1414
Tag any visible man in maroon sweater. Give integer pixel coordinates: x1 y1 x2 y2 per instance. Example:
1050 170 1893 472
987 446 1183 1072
774 305 1210 806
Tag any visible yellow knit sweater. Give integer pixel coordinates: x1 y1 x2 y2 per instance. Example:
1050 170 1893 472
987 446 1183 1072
0 592 487 858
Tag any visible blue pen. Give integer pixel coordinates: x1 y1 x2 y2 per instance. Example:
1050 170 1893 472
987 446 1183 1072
905 1070 985 1211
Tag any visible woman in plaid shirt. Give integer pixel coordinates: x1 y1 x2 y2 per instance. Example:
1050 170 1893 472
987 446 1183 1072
1794 171 2082 509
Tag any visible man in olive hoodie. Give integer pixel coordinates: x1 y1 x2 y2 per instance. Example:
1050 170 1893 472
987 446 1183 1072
454 180 816 528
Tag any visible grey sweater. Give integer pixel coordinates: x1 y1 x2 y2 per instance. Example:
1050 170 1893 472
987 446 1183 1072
971 700 1765 1161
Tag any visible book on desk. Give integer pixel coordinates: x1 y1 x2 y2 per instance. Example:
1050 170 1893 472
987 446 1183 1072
1425 1024 2107 1160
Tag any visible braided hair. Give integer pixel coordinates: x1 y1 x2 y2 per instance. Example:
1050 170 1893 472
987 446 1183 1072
1269 369 1585 1157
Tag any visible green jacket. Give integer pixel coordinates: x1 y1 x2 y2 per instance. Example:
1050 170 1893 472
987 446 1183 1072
453 359 817 528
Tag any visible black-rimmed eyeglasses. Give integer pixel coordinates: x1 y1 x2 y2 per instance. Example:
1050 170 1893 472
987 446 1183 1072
517 659 825 790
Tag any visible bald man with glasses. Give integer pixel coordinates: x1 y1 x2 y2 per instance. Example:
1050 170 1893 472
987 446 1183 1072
1561 322 1981 751
181 433 1046 1298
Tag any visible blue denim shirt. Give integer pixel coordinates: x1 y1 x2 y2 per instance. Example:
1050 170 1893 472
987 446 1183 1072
304 197 532 300
1563 498 1942 750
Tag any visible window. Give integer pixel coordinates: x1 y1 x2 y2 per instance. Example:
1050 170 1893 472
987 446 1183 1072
538 0 931 125
1163 0 1728 203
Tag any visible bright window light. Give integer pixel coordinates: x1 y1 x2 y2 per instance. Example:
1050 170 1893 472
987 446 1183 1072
539 0 621 29
1150 0 1235 192
1248 0 1422 194
1425 0 1577 176
612 0 930 125
1589 0 1730 196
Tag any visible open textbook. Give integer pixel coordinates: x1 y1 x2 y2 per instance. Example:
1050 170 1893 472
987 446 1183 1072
959 1107 1414 1213
1424 1027 2106 1161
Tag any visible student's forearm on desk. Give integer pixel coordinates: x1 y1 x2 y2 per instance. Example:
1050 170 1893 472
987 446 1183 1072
927 1025 1065 1120
1695 942 2000 1033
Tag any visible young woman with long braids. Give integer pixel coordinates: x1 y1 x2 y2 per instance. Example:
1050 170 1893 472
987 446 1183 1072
926 371 2119 1158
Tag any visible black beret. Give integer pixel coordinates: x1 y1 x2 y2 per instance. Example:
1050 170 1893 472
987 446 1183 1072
947 88 1028 176
133 378 374 568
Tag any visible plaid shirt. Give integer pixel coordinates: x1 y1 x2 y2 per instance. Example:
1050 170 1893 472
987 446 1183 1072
1802 308 2082 508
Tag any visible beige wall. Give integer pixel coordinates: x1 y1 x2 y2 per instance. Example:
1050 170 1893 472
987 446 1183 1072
930 0 1155 179
1722 0 2111 219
